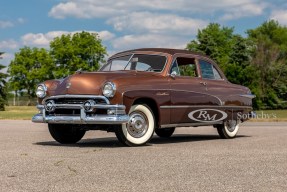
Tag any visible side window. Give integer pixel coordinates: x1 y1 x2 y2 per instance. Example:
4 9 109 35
170 57 198 77
199 60 222 80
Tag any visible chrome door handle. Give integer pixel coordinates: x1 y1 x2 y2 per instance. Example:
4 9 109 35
200 82 207 86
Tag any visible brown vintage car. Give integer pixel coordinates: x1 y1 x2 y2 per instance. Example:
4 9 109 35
32 48 255 146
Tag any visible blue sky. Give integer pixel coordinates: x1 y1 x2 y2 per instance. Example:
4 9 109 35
1 0 287 71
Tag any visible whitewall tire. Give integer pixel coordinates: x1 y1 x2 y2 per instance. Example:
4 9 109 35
216 120 239 139
115 104 155 146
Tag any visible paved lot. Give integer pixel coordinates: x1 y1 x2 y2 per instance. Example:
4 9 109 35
0 121 287 192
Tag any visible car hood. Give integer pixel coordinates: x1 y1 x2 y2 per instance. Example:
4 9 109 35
50 71 159 96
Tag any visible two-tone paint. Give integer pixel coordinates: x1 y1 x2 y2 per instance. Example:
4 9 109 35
33 48 254 128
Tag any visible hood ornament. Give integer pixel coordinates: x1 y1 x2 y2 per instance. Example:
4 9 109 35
66 82 72 89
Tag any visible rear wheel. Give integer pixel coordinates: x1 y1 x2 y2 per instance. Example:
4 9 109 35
115 104 155 146
48 124 86 144
216 120 239 139
155 128 175 138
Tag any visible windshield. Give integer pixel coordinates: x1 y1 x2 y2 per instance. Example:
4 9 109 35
100 54 167 72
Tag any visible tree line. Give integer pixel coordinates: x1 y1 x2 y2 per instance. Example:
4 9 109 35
5 32 107 108
0 20 287 110
187 20 287 109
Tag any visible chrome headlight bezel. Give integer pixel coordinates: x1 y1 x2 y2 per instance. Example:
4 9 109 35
102 82 116 98
36 84 47 98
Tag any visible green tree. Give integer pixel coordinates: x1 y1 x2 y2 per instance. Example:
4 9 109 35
50 31 107 78
186 23 255 86
187 23 235 70
0 52 8 111
247 20 287 109
8 47 54 104
187 21 287 109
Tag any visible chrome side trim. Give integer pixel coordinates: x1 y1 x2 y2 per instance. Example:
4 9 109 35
240 94 256 99
43 95 110 104
123 89 223 106
160 121 223 128
160 105 252 109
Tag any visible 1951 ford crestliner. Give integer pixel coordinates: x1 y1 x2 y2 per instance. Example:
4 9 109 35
32 48 255 146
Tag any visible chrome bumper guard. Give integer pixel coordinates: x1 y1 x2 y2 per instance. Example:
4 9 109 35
32 104 129 124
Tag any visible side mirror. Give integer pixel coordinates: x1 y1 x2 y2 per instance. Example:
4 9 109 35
170 71 177 79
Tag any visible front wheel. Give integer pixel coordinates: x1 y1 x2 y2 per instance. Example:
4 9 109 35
48 124 86 144
115 104 155 146
216 120 239 139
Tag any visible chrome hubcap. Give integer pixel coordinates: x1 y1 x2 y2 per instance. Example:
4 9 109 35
127 112 148 138
226 120 237 132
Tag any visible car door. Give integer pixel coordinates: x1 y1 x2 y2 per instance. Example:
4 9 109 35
197 59 228 102
169 56 220 124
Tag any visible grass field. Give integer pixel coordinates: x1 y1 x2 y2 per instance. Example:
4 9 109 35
249 110 287 122
0 106 38 120
0 106 286 121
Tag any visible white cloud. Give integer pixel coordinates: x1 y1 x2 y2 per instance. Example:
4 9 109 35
49 0 266 20
17 18 26 24
0 18 26 29
97 31 115 41
22 33 51 47
0 39 19 50
21 30 115 47
112 34 187 51
107 12 207 35
49 1 126 19
270 9 287 25
0 53 14 69
0 20 14 29
220 2 267 20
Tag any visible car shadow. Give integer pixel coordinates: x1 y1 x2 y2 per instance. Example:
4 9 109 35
34 137 124 148
150 134 248 145
34 134 249 148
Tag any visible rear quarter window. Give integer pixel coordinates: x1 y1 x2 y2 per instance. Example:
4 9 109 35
199 60 222 80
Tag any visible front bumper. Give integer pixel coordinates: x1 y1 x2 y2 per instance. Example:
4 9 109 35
32 104 129 125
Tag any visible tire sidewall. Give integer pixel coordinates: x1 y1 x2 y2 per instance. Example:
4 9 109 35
224 123 239 138
121 104 155 145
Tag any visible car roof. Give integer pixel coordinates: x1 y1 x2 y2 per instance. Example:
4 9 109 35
112 48 207 57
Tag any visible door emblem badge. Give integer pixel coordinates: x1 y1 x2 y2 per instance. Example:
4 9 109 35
156 92 169 96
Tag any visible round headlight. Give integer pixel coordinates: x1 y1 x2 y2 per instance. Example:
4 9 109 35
36 84 47 98
102 82 116 98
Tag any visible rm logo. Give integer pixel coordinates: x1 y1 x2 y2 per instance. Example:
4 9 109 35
188 109 228 123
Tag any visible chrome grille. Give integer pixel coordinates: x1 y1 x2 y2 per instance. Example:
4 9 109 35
43 95 109 115
43 95 109 105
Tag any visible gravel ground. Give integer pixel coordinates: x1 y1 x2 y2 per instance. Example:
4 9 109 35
0 121 286 192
